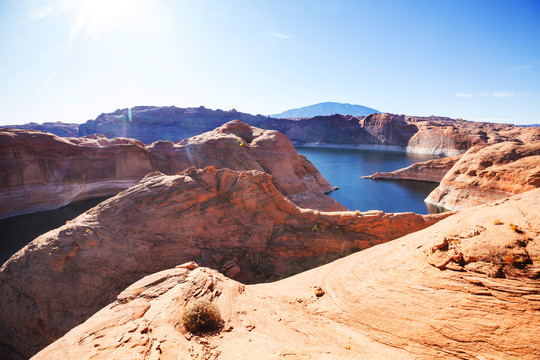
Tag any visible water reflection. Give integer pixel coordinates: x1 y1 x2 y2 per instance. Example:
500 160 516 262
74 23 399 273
0 196 110 265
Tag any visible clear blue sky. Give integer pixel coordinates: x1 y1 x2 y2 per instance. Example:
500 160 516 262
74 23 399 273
1 0 539 125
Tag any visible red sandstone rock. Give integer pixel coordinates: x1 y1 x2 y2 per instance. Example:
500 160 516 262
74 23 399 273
364 155 461 182
31 189 540 360
0 166 448 359
0 121 343 219
425 141 540 210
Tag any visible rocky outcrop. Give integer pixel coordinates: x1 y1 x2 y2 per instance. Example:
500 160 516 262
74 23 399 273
32 189 540 360
364 155 461 182
0 121 342 219
425 141 540 210
0 166 448 359
3 122 79 137
75 106 540 155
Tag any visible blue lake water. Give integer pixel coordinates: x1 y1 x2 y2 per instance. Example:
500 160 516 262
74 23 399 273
296 147 443 214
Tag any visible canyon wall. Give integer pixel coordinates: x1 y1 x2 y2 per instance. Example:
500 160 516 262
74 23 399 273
31 188 540 360
0 121 342 219
21 106 535 156
425 141 540 210
0 166 448 359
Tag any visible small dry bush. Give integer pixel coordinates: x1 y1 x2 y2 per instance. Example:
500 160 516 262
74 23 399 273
182 299 222 334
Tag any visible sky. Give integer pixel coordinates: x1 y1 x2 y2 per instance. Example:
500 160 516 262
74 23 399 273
0 0 539 125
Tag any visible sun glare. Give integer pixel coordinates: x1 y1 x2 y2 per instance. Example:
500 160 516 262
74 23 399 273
69 0 145 40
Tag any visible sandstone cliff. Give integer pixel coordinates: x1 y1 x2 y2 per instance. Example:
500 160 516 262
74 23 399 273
75 106 540 155
0 121 342 219
0 166 448 359
364 155 461 182
425 141 540 210
32 189 540 360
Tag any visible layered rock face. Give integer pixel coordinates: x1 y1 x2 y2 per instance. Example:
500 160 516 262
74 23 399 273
0 166 448 359
75 106 540 155
364 155 461 182
0 129 153 219
426 141 540 210
33 189 540 360
0 121 342 219
78 106 273 142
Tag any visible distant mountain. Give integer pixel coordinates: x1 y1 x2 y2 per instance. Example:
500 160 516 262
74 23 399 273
2 122 79 137
271 102 380 118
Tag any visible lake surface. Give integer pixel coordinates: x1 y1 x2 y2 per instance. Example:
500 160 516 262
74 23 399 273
296 147 443 214
0 197 110 264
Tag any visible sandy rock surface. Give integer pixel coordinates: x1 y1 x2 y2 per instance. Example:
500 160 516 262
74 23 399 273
33 189 540 360
0 166 447 359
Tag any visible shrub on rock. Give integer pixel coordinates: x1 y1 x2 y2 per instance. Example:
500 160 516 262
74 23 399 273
182 299 222 334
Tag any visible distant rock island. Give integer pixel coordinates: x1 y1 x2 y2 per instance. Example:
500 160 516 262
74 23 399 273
270 101 380 118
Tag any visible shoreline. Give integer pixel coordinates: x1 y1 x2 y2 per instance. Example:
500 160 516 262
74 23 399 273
293 142 462 157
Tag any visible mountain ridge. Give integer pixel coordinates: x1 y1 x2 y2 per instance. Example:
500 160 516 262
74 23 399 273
271 101 380 118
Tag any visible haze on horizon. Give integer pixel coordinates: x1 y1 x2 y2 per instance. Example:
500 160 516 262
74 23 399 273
0 0 539 126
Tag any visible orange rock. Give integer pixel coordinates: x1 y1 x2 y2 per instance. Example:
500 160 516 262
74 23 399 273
0 167 448 359
0 121 343 219
31 189 540 360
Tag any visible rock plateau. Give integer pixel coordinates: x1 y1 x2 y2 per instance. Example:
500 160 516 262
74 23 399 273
0 120 342 219
31 188 540 360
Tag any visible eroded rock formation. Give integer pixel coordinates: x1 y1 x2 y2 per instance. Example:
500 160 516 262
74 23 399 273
0 166 448 359
32 189 540 360
0 121 342 219
364 155 461 182
425 141 540 210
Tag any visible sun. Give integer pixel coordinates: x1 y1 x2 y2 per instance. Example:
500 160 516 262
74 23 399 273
68 0 146 40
